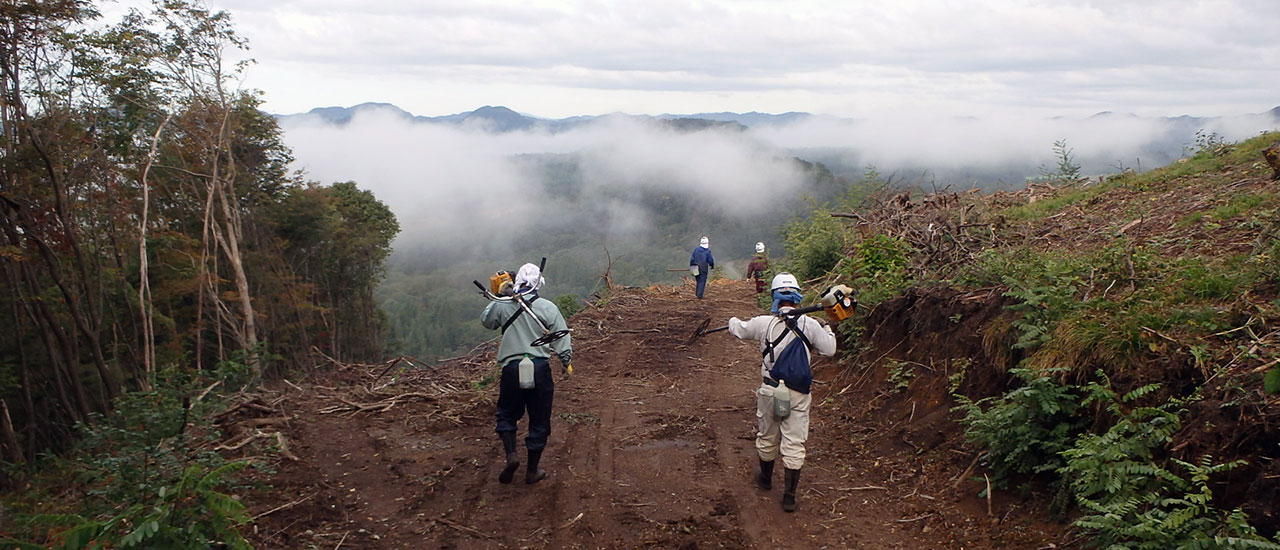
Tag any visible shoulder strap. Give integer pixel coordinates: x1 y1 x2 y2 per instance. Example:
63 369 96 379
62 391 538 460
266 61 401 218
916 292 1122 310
786 316 814 349
499 297 541 334
500 307 525 334
761 315 815 362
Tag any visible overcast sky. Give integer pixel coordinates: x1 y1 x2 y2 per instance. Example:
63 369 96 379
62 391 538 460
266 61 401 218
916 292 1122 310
100 0 1280 120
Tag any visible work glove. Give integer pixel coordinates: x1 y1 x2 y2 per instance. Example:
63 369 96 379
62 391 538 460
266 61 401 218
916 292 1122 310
689 265 698 276
565 364 574 376
821 284 854 308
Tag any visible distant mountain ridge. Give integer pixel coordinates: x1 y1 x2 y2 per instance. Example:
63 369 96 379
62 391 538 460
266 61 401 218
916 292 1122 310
273 103 812 133
274 103 1280 135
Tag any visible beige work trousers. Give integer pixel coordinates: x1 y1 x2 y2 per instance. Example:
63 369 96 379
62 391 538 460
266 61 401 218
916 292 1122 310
755 383 811 470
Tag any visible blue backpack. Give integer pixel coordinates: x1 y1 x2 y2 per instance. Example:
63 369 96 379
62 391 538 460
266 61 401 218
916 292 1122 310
764 316 815 394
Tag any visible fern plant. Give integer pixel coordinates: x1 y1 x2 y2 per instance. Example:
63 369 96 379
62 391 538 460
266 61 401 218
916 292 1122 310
23 463 252 550
1061 376 1179 503
1003 275 1083 351
1070 456 1277 550
953 367 1085 486
1061 375 1280 549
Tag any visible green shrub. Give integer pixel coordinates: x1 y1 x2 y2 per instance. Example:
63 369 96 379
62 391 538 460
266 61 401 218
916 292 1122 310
782 205 846 281
6 366 256 549
552 293 583 318
1059 376 1280 549
1039 139 1086 186
885 360 916 392
1062 378 1180 507
1070 456 1279 550
71 368 226 508
847 234 912 307
953 367 1084 485
955 368 1280 548
24 463 252 550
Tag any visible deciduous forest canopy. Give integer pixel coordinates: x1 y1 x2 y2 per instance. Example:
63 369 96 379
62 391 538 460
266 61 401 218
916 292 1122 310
0 0 396 460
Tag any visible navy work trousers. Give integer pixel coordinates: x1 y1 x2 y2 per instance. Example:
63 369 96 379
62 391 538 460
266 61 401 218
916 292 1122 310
495 356 555 452
695 273 709 299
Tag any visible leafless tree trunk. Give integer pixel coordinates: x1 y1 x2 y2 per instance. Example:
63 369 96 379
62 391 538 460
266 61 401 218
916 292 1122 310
0 399 24 464
136 109 174 389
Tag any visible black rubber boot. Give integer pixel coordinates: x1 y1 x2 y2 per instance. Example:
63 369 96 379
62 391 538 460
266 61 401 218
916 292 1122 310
782 468 800 512
498 431 519 484
756 459 775 490
526 448 547 484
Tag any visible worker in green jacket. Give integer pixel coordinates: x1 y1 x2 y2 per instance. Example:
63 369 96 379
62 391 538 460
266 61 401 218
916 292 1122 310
481 263 572 484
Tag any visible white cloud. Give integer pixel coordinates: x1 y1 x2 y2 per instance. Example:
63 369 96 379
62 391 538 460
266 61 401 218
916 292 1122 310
279 110 811 248
98 0 1280 119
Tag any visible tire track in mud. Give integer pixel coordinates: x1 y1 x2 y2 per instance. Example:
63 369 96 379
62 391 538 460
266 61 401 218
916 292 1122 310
552 284 767 548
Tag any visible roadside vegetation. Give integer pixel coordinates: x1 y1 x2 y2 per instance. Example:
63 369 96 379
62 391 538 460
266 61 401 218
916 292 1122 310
0 2 395 546
779 131 1280 548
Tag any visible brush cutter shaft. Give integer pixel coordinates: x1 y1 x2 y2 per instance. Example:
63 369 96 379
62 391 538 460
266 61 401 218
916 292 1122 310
781 304 824 316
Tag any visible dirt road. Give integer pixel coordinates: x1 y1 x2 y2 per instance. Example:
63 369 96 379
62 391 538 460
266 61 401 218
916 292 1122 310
247 279 1062 549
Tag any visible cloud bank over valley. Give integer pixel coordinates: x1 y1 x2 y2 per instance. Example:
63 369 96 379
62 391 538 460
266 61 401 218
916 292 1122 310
279 105 1280 255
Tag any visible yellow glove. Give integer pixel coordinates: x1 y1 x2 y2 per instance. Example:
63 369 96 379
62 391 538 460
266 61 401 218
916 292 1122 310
566 364 574 376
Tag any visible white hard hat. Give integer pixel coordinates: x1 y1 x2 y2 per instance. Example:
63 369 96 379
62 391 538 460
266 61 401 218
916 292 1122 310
770 272 799 291
755 242 765 253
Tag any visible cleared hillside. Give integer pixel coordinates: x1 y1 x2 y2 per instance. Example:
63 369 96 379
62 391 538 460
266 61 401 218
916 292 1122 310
794 131 1280 547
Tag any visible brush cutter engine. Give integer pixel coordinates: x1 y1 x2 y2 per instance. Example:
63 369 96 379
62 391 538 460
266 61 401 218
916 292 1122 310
820 284 856 324
490 270 515 296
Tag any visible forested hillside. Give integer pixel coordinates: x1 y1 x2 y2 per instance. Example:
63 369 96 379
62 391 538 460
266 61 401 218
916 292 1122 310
0 1 394 475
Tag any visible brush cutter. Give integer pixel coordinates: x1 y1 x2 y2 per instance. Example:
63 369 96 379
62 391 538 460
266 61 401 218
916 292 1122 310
685 284 857 345
474 257 570 347
474 280 571 346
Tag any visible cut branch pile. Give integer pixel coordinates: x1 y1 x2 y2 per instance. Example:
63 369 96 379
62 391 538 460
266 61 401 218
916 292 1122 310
213 393 298 461
829 183 1086 277
301 351 495 420
834 189 992 276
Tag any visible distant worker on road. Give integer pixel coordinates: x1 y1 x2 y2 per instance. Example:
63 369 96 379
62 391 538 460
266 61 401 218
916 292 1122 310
747 241 770 294
480 263 572 485
726 273 837 512
689 236 715 299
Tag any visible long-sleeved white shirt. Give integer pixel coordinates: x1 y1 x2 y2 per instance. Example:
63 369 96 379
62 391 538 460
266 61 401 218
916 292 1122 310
728 307 837 380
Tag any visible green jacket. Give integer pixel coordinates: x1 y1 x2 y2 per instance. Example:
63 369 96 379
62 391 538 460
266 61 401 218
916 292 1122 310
481 295 572 366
